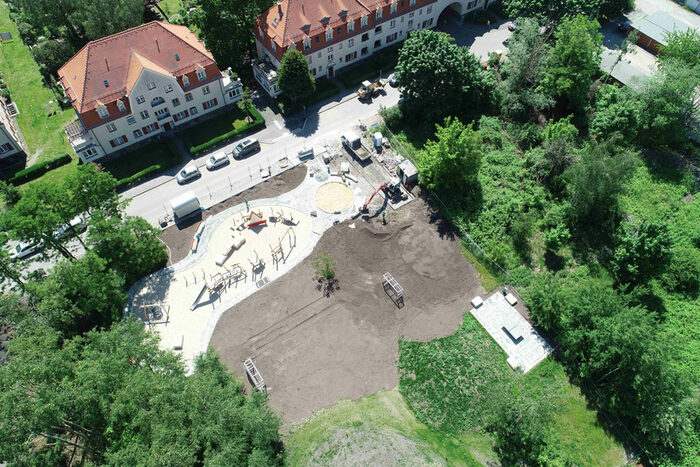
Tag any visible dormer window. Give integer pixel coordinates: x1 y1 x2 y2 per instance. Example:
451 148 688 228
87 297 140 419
289 42 297 50
339 9 347 16
175 53 180 61
326 28 333 41
103 80 109 87
410 0 415 5
348 19 355 33
147 81 156 90
165 84 173 93
361 15 368 27
117 100 126 112
304 36 311 50
97 105 109 119
391 2 397 14
376 8 383 20
183 75 190 87
196 67 206 81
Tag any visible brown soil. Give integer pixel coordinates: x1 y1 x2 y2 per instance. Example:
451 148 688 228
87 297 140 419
209 195 485 427
159 165 307 264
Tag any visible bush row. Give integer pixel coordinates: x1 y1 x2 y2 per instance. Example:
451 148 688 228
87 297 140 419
115 165 161 190
9 153 72 185
189 107 265 155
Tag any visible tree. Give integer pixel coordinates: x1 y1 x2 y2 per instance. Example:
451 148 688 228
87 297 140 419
87 211 168 286
276 49 316 104
188 0 274 74
396 30 493 123
590 84 641 141
25 252 125 337
418 117 483 191
529 115 579 192
612 220 672 286
0 238 24 292
658 29 700 70
499 17 554 121
599 0 635 19
503 0 605 23
0 322 283 465
31 40 75 80
546 15 602 111
241 88 255 123
563 137 638 225
313 252 336 280
71 0 143 41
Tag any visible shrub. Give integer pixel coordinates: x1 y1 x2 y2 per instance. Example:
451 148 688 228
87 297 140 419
1 89 11 101
9 153 72 185
188 107 265 154
114 165 161 190
662 247 700 294
313 252 336 280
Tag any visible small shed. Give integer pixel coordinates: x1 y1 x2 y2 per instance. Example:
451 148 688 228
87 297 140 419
397 159 418 186
630 11 692 54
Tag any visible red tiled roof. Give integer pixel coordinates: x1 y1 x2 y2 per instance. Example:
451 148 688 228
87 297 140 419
259 0 393 47
58 21 216 113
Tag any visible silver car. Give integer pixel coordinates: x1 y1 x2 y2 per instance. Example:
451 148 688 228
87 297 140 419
9 241 42 260
232 138 260 159
176 165 201 184
205 152 229 170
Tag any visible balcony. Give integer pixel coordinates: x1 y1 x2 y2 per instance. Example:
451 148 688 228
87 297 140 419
156 110 171 121
150 96 165 107
65 120 94 152
252 58 282 98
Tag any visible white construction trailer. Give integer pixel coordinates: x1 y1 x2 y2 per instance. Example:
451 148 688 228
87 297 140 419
170 191 201 220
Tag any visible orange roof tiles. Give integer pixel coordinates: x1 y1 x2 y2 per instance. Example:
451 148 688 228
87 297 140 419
58 21 216 113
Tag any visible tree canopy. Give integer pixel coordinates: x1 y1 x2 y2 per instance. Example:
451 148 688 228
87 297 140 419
503 0 604 23
276 49 316 104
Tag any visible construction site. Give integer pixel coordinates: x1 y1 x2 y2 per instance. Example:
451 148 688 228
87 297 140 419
128 122 489 426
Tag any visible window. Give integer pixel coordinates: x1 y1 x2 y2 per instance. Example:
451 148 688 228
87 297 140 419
328 54 333 62
139 110 149 120
117 100 126 112
174 110 189 121
349 38 354 47
0 142 13 154
189 106 198 116
361 15 368 27
361 47 369 56
318 51 322 58
97 105 109 119
147 81 156 90
409 11 414 18
409 0 415 5
339 42 343 49
197 67 206 80
183 75 190 87
316 36 320 42
106 122 117 133
136 95 145 104
172 98 180 107
151 96 165 107
271 41 276 52
228 88 241 99
427 5 432 13
185 92 193 102
419 8 423 15
202 85 210 95
165 84 173 93
391 2 397 14
308 55 313 64
133 129 143 138
202 98 218 110
348 20 355 33
83 147 97 158
376 8 383 20
408 20 413 27
337 27 342 34
126 116 136 125
259 26 263 38
362 33 370 42
142 122 159 134
155 108 170 120
311 68 317 76
327 46 333 53
345 51 358 62
467 0 477 8
109 135 127 147
374 39 381 48
304 37 311 49
318 65 323 72
375 25 382 34
326 28 333 41
390 20 396 29
428 18 433 25
386 32 398 42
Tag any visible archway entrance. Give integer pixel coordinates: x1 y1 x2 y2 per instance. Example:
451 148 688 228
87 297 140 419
439 2 464 23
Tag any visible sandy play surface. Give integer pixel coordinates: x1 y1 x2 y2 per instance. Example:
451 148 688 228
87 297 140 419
209 195 485 427
314 181 355 213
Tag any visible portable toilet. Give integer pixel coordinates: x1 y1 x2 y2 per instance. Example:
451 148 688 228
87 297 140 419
373 132 383 149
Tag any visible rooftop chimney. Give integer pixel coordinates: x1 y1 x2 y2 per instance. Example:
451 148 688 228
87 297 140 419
104 58 109 71
156 39 160 53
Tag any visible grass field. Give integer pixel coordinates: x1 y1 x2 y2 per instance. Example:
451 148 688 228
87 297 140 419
284 389 496 466
99 138 181 181
179 104 251 149
0 3 78 185
399 313 627 465
156 0 183 17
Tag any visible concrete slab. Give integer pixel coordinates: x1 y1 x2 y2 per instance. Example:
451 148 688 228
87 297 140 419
471 292 552 374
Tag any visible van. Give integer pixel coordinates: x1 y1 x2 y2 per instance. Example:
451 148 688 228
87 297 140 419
232 138 260 159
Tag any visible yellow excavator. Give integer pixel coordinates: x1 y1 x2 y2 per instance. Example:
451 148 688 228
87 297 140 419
357 78 387 100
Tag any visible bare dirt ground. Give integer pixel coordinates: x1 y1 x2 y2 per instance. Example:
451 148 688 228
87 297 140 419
159 165 307 264
209 193 485 427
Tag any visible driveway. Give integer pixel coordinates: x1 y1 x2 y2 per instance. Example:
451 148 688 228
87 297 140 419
437 15 514 60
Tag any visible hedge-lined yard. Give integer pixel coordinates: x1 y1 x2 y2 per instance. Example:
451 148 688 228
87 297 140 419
180 103 265 154
100 138 182 190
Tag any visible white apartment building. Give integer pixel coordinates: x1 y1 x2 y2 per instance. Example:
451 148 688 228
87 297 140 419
59 21 244 163
0 97 25 163
253 0 489 96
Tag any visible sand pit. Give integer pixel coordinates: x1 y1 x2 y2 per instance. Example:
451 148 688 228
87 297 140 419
315 181 354 213
209 197 485 427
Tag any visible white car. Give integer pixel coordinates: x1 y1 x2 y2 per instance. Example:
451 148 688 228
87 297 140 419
176 165 201 184
9 241 42 260
205 152 229 170
54 215 87 240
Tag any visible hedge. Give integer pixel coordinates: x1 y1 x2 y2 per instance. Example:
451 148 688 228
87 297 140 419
9 153 72 185
115 165 161 190
189 107 265 155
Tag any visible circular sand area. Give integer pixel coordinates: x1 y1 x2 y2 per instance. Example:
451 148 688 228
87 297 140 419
315 182 354 212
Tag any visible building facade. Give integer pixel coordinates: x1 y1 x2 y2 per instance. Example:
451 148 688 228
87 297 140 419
253 0 490 96
59 21 243 163
0 98 25 164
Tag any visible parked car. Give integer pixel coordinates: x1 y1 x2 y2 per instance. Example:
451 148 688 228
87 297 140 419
205 152 229 170
389 73 398 87
9 241 42 260
54 215 87 240
617 21 631 33
232 138 261 159
176 165 201 184
508 20 517 31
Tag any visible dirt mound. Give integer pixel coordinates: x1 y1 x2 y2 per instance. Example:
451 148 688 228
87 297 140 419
311 425 446 466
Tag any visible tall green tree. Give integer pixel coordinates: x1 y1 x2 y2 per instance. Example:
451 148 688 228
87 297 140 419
396 30 493 123
188 0 274 73
418 117 483 191
0 322 282 465
276 49 316 104
658 29 700 70
612 220 672 286
546 15 602 112
71 0 143 41
503 0 605 23
590 84 641 141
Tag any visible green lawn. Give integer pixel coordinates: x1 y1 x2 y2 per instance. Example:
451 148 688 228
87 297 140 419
99 138 181 181
157 0 183 17
0 2 78 185
285 389 495 466
179 104 250 149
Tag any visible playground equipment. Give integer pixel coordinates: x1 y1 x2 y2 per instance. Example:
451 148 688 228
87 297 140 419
270 240 284 265
216 233 246 266
382 272 404 308
191 222 205 253
360 179 402 212
140 302 170 327
274 208 298 225
248 249 265 271
238 210 267 228
190 264 246 310
244 357 266 392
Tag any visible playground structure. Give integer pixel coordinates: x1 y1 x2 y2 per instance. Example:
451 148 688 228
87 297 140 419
382 272 404 308
190 264 247 310
216 232 246 266
244 357 266 392
235 210 267 229
140 302 170 327
248 249 266 271
269 227 297 266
